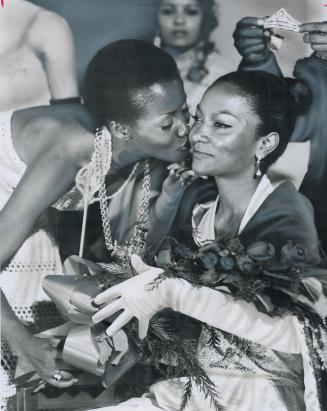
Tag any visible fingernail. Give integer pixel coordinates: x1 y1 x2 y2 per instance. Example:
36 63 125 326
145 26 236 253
91 299 100 308
32 382 46 394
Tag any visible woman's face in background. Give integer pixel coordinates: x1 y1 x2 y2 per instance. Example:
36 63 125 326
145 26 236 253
131 79 190 162
189 82 262 178
158 0 203 50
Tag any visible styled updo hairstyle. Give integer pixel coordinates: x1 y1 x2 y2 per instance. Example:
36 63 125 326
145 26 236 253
84 39 181 127
212 71 312 174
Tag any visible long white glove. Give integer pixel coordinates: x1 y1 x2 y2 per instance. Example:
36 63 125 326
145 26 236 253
92 255 300 354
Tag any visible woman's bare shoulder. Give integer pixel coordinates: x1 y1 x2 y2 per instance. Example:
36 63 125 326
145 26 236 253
12 105 95 166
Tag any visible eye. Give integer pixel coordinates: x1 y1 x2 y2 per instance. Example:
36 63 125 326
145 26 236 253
159 7 174 16
161 122 173 130
214 121 231 129
191 114 202 123
185 7 201 16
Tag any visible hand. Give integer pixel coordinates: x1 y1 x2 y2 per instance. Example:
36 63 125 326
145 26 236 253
163 161 197 192
300 21 327 59
92 255 165 339
16 335 76 387
233 17 272 64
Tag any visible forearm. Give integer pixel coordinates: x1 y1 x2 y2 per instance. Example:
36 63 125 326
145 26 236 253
162 278 300 353
1 290 31 354
239 52 283 78
0 219 35 269
146 187 186 251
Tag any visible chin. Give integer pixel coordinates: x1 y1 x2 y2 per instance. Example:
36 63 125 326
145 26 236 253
167 38 193 50
191 159 206 174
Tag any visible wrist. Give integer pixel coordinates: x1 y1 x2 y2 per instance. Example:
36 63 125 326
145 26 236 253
156 277 191 312
4 323 32 356
163 182 187 200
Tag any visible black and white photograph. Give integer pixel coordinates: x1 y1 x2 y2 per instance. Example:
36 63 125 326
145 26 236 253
1 0 327 410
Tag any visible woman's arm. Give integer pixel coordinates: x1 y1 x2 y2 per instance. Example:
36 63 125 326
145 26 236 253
93 256 300 354
1 116 91 383
233 17 283 77
146 163 197 250
1 290 76 387
111 160 196 251
27 10 79 100
0 130 83 266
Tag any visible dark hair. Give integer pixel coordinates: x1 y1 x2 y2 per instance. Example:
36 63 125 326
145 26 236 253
158 0 218 83
84 39 181 126
198 0 219 44
211 71 312 173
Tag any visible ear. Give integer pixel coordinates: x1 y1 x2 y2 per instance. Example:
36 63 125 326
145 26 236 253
108 121 132 142
256 132 279 159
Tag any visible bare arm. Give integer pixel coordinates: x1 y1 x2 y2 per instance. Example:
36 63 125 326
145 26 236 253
27 10 79 100
1 122 89 384
146 165 195 250
0 137 81 266
119 161 195 252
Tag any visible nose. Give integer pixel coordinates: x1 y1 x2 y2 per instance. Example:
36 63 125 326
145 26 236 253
189 128 207 145
177 121 190 139
174 11 186 25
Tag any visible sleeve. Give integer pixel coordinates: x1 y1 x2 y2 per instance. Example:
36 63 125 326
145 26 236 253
163 278 301 354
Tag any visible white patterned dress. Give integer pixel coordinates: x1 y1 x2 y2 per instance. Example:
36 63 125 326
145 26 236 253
0 111 63 409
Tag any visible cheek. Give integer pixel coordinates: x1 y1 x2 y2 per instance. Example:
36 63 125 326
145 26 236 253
148 130 177 150
210 133 256 163
187 18 202 38
159 16 173 35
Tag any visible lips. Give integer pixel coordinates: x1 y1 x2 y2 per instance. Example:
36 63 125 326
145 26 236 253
171 30 188 38
192 149 213 158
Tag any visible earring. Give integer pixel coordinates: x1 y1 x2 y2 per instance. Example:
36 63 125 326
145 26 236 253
153 32 162 48
254 155 262 178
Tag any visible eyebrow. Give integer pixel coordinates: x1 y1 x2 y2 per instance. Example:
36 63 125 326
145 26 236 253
196 105 239 120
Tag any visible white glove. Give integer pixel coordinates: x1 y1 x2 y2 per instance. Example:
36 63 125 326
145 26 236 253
92 255 165 339
92 255 300 353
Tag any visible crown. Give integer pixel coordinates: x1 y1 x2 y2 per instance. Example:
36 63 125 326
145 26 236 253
264 8 301 33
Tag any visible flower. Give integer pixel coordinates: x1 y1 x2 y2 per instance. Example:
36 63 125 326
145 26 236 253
237 256 257 274
246 242 275 262
199 270 219 286
226 238 245 255
220 255 235 271
198 242 228 257
197 251 220 270
280 242 306 265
